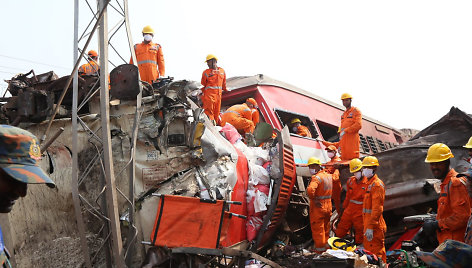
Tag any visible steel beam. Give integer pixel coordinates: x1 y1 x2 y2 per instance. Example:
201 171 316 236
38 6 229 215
98 0 124 266
72 0 93 267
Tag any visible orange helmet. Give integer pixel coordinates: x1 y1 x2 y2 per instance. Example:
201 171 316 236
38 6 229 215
88 50 98 58
325 145 337 152
246 98 257 108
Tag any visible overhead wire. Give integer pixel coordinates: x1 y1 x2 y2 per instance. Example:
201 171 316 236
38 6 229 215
0 54 69 70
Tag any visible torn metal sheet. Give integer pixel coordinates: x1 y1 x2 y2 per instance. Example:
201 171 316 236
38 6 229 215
375 107 472 211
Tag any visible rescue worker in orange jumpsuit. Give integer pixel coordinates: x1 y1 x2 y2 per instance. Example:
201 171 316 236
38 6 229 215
220 102 254 134
78 50 100 76
130 25 165 84
201 54 227 124
246 98 260 126
361 156 386 263
423 143 471 244
322 145 342 213
322 93 361 161
335 158 368 245
290 118 312 138
306 157 333 253
461 137 472 245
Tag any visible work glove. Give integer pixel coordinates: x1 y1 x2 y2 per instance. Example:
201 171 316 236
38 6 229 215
423 219 440 236
364 229 373 241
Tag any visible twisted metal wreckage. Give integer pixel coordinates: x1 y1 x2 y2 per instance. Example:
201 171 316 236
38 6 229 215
2 65 472 267
0 67 297 267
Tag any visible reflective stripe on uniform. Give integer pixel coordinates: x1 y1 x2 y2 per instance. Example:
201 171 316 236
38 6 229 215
223 110 240 116
316 195 331 200
363 208 372 213
350 199 363 205
205 86 222 90
315 247 327 251
137 60 158 65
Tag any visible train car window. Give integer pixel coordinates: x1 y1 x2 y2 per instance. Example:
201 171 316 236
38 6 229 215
359 134 371 153
316 120 339 142
274 108 318 139
366 136 379 153
376 138 387 151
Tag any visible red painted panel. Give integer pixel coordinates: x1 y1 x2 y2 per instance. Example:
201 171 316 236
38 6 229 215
223 84 399 144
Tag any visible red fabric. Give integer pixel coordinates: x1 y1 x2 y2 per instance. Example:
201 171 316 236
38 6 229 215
150 195 227 249
221 147 249 247
247 215 263 241
220 123 242 144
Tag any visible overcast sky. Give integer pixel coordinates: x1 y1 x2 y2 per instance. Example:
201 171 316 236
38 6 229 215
0 0 470 130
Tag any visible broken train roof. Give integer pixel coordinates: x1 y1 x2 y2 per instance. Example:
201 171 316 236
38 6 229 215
226 74 400 132
376 106 472 186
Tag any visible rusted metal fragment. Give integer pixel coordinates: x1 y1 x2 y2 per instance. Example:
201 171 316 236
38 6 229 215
110 64 140 100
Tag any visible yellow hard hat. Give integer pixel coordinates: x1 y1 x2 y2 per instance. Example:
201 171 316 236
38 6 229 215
349 158 363 173
341 93 352 100
464 137 472 149
142 25 154 34
425 143 454 163
362 156 379 167
307 157 321 166
205 54 218 62
327 237 356 252
291 118 301 124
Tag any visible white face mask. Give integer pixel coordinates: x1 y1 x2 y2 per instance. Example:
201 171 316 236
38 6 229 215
144 34 153 42
362 168 374 178
327 152 335 158
309 168 317 175
354 171 362 180
292 127 298 132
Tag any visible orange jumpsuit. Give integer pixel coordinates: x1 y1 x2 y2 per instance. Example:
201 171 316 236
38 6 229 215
436 169 471 244
78 60 100 76
251 108 260 126
363 174 386 263
336 176 368 244
307 169 333 252
201 67 226 122
130 42 165 84
296 125 312 138
322 107 361 160
220 103 254 134
323 156 342 211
